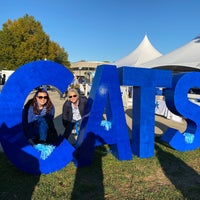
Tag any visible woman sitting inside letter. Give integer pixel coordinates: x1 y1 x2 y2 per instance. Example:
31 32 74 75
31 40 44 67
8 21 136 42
23 88 58 147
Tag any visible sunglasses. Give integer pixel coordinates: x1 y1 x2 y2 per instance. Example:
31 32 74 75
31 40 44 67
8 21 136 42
37 96 48 99
68 95 77 99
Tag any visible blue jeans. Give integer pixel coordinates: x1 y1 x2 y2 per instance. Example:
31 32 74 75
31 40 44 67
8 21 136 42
28 116 57 144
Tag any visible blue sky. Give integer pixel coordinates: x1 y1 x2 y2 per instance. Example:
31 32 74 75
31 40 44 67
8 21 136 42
1 0 200 63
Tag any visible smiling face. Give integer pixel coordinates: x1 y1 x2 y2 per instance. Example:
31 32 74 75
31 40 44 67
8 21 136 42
68 91 79 104
36 91 48 107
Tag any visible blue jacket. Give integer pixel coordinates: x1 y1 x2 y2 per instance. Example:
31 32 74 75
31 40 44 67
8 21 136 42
28 105 54 123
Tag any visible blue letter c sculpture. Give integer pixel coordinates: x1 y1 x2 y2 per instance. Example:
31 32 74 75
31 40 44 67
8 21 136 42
0 60 74 175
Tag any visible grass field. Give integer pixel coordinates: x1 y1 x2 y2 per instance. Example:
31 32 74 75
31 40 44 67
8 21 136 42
0 138 200 200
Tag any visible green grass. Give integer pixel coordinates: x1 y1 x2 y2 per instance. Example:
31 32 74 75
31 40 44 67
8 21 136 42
0 141 200 200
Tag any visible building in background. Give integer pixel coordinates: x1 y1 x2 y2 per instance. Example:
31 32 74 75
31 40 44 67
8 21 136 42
70 60 109 84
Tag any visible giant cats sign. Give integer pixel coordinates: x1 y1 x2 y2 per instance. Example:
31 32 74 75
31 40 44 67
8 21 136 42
0 61 199 175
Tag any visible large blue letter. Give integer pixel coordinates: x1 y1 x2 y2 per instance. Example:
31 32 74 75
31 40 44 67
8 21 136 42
0 60 74 174
118 67 172 158
161 72 200 151
75 65 132 167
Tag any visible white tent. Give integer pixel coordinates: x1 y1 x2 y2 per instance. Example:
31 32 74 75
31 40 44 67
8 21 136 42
114 34 184 123
114 35 162 67
140 35 200 70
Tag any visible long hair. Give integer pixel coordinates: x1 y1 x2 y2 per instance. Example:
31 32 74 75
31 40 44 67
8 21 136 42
32 88 53 114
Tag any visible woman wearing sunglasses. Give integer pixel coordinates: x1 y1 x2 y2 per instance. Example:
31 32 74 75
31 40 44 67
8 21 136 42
23 88 58 146
62 88 87 141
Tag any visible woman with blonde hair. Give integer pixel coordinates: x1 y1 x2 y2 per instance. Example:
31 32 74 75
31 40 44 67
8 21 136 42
62 88 87 140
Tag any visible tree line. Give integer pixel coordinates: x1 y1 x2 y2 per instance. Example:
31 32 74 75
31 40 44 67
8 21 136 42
0 14 70 70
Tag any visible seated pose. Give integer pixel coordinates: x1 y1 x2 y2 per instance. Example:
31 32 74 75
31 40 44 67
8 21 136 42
62 88 87 140
23 88 58 146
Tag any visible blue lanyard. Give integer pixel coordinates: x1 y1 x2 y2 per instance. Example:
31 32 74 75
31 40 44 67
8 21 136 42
75 121 80 135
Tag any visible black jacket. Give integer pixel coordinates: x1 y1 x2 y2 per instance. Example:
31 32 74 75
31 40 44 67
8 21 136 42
62 95 87 127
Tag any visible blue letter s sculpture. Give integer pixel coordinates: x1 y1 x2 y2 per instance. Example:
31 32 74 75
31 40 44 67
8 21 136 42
161 72 200 151
0 60 74 175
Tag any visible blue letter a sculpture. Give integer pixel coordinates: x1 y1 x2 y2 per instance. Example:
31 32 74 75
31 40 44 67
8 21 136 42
74 65 132 167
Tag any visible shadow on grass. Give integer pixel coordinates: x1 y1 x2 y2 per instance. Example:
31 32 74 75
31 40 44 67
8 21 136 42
155 143 200 199
0 152 40 200
71 133 107 200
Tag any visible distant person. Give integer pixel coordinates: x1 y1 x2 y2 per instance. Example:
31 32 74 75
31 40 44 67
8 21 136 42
1 74 6 85
62 88 87 140
71 76 85 95
0 74 2 85
128 86 132 98
73 76 79 85
23 88 58 146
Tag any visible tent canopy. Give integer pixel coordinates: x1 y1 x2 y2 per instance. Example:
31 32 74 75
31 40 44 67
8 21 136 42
114 35 162 67
140 35 200 70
